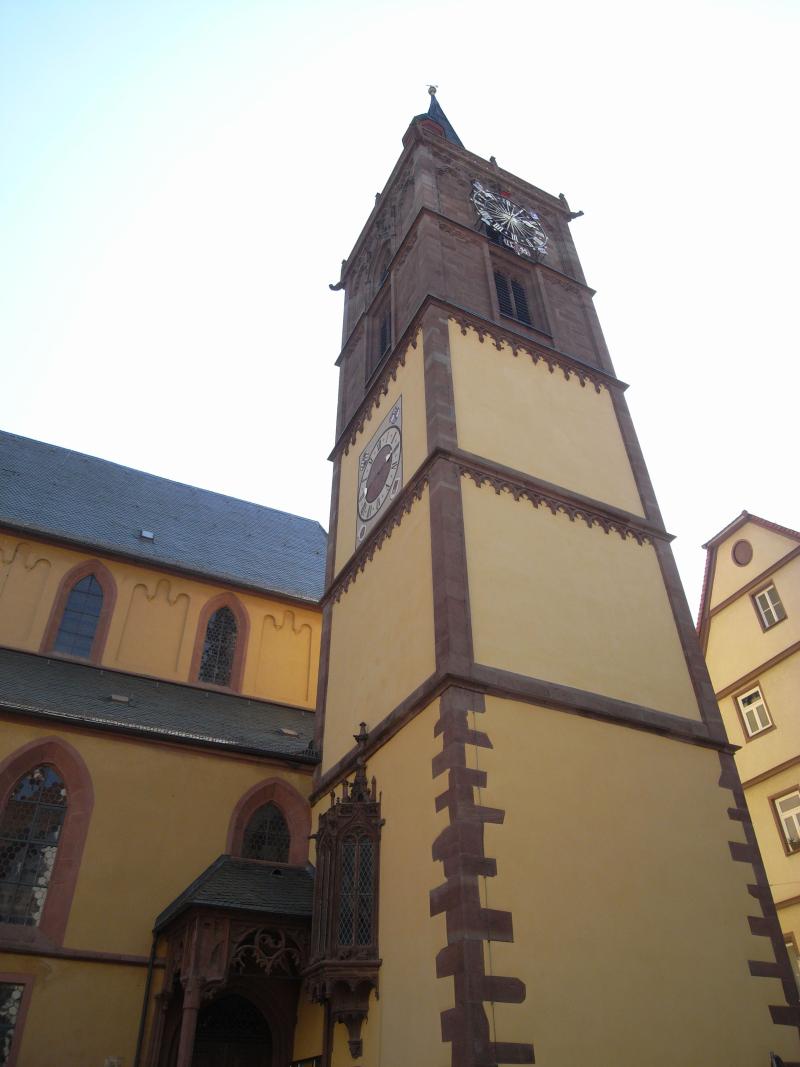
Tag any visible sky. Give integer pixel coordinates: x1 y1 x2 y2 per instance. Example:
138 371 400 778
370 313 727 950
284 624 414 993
1 0 798 618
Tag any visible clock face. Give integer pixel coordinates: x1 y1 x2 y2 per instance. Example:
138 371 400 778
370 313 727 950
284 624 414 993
356 399 403 547
471 180 548 259
358 426 401 522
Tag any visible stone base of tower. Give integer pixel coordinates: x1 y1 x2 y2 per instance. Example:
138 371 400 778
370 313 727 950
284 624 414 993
310 687 800 1067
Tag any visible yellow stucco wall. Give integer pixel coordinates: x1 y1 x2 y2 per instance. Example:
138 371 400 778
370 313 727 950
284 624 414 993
449 320 644 516
476 696 799 1064
334 332 427 577
292 996 325 1062
705 554 800 691
2 953 145 1067
0 719 312 957
323 489 435 774
744 765 800 912
710 522 798 610
321 700 452 1067
462 480 701 719
0 531 321 709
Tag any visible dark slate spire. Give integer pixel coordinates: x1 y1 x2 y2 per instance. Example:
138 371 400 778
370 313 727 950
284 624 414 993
416 86 464 149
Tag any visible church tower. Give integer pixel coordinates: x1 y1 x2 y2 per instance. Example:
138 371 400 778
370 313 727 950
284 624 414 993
310 91 800 1066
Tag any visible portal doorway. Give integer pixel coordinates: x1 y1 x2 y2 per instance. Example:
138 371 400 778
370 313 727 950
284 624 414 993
191 994 272 1067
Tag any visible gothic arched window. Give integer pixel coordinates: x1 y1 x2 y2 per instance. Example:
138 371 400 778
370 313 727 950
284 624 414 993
53 575 104 658
198 607 238 687
241 803 291 863
42 560 116 664
0 765 67 927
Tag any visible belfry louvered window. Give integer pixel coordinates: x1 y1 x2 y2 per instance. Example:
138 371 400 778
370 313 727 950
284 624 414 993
242 803 291 863
378 312 391 360
199 607 238 686
53 574 103 658
0 765 67 926
494 270 532 326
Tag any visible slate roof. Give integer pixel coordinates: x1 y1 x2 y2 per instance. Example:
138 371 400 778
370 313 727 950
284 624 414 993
0 648 318 763
426 92 464 148
411 93 465 149
155 855 314 930
0 431 327 603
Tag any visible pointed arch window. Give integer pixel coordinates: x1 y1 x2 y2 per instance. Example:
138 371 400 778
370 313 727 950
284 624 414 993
241 803 291 863
0 766 67 927
42 561 116 664
199 607 238 687
52 575 103 658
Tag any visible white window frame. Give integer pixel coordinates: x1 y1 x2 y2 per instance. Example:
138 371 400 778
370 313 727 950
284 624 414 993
774 790 800 852
754 584 787 629
736 685 773 738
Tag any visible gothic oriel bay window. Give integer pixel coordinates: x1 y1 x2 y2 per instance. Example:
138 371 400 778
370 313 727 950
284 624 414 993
242 803 291 863
0 766 67 926
305 725 382 1059
199 606 238 686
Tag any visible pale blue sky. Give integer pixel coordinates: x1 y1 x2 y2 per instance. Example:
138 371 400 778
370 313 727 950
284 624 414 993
2 0 798 614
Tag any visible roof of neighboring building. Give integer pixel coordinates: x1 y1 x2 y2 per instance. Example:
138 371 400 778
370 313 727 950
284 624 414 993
696 510 800 642
0 431 327 603
0 648 318 763
154 855 314 930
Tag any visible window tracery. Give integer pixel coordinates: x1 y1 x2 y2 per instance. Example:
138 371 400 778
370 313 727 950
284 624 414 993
199 607 238 686
242 803 291 863
0 765 67 927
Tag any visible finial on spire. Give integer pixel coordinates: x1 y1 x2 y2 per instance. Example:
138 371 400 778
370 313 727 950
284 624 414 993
428 84 438 96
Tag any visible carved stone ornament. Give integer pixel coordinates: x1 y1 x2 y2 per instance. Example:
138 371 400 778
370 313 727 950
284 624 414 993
304 725 383 1058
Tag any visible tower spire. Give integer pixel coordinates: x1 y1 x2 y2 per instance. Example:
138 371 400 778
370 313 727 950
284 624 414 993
419 85 464 148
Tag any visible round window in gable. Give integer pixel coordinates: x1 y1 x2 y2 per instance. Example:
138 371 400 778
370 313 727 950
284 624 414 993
732 539 753 567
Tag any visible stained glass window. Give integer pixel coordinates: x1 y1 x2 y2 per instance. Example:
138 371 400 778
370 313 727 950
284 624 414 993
242 803 290 863
199 607 238 686
0 983 25 1067
337 836 374 948
53 574 103 658
0 765 67 926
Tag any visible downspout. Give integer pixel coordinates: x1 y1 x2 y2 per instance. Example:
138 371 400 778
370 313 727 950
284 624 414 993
133 931 158 1067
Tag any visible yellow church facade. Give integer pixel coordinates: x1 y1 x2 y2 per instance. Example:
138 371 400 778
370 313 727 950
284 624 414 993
1 94 799 1067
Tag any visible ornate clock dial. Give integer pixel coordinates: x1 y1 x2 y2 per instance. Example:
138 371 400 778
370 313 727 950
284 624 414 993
355 399 403 549
471 180 548 259
358 426 401 522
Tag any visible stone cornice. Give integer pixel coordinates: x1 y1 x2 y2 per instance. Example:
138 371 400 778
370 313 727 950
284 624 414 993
454 449 670 545
330 293 625 461
324 466 431 605
311 666 732 805
325 450 669 606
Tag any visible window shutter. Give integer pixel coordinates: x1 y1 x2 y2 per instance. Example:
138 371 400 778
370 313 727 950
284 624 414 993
494 272 513 317
379 313 391 357
510 280 532 325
